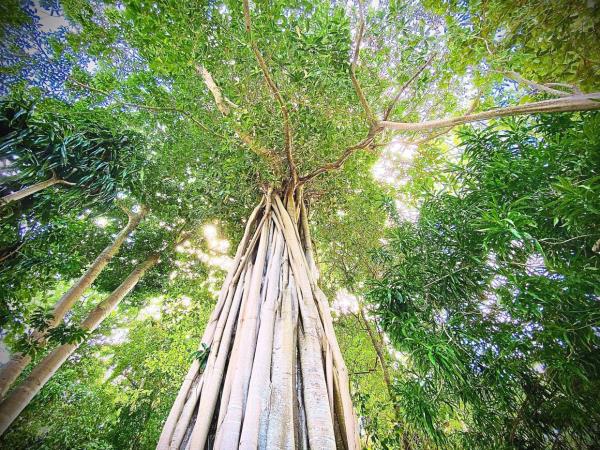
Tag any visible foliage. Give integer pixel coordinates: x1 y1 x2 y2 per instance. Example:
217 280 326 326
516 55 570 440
368 113 600 448
0 97 145 205
190 343 210 370
426 0 600 91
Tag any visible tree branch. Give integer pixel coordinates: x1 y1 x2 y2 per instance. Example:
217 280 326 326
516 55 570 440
0 241 25 265
383 52 436 121
195 65 283 173
299 129 378 184
503 71 571 97
56 179 76 187
196 65 233 115
298 4 384 186
545 82 583 95
380 93 600 132
242 0 296 182
394 89 481 146
350 6 376 125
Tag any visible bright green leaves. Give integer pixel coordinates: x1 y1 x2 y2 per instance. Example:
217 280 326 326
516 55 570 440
429 0 600 91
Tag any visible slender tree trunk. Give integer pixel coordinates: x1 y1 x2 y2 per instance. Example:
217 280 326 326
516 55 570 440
359 307 393 397
0 207 146 398
0 253 159 436
359 306 412 449
0 177 75 205
157 191 360 450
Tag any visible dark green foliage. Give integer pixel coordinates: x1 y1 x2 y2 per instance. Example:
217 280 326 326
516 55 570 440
369 113 600 448
190 343 210 370
0 98 144 206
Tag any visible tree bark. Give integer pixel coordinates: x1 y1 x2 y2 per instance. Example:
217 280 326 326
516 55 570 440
157 192 360 450
0 176 75 206
0 253 159 436
380 92 600 131
0 207 146 398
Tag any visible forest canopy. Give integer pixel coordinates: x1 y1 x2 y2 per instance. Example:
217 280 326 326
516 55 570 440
0 0 598 449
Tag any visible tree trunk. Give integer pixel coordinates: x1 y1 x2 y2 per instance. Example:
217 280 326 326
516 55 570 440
359 307 393 399
157 191 360 450
359 307 413 449
0 176 74 205
0 253 159 436
0 207 146 398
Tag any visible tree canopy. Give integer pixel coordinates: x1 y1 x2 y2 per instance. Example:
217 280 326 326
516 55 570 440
0 0 598 449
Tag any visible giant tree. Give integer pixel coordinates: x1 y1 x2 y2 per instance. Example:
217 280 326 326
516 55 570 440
2 0 600 447
57 0 600 448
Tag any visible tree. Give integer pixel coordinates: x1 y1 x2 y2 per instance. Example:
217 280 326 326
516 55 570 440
0 205 146 398
32 0 599 447
1 0 599 447
0 251 160 434
368 113 600 447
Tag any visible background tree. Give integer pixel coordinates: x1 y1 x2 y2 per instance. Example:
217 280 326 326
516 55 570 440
368 113 600 448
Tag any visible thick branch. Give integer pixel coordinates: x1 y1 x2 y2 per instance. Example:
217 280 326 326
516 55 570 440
380 93 600 132
1 175 72 205
350 8 376 125
242 0 296 182
395 89 481 146
197 66 232 115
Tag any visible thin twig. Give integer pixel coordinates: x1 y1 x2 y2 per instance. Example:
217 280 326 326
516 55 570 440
383 52 436 121
539 234 593 245
0 242 25 264
423 266 469 288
